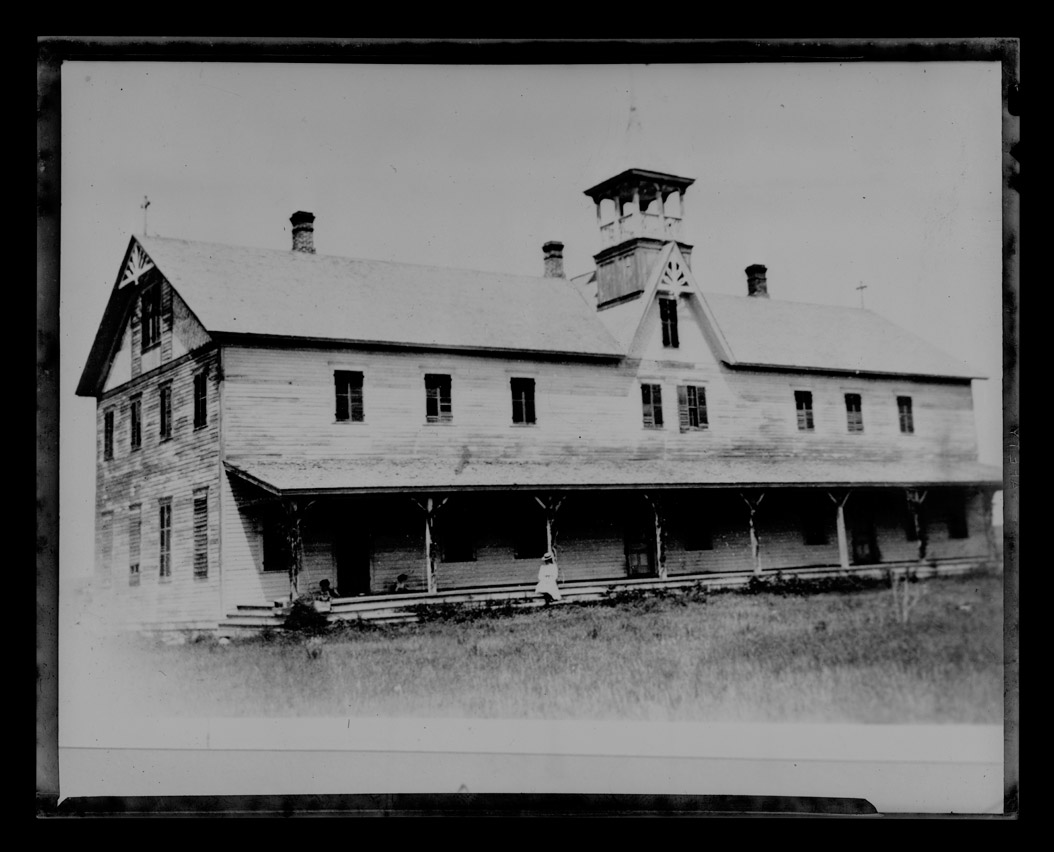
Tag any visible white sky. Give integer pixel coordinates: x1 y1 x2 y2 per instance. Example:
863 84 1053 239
59 60 1005 578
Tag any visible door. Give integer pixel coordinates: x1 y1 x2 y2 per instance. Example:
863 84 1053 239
624 503 656 577
335 525 372 595
849 496 881 565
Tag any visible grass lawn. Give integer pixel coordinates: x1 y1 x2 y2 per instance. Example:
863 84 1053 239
71 570 1004 724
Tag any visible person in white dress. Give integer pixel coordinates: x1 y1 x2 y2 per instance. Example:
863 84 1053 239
535 551 562 603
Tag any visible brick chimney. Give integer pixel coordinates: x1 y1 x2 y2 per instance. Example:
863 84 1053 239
745 264 768 298
543 241 565 278
290 211 316 254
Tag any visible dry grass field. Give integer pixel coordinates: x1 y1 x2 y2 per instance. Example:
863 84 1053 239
68 570 1004 724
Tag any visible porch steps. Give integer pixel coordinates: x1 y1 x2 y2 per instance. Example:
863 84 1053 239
219 558 991 634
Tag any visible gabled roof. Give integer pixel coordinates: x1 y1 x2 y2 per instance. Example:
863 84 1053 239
136 236 623 358
699 293 984 380
77 236 625 395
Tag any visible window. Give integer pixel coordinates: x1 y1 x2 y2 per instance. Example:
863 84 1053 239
677 385 708 431
103 409 114 460
513 501 548 560
845 393 864 433
802 497 829 546
128 504 141 586
641 384 664 428
681 518 713 551
334 370 364 422
897 396 914 434
158 498 172 580
511 377 536 425
659 297 679 348
795 391 814 431
193 489 208 578
948 494 969 539
129 396 142 450
141 284 161 352
425 374 452 423
159 383 172 440
193 370 208 429
441 508 476 563
263 525 289 573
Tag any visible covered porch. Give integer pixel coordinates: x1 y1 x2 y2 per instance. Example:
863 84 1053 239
223 458 1001 605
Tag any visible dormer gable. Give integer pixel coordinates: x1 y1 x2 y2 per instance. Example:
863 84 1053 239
77 237 212 397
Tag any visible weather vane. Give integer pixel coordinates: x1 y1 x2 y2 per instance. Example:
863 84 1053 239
141 196 151 236
856 281 868 308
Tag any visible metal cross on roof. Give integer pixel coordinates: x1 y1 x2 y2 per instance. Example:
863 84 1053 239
141 196 151 236
856 282 868 308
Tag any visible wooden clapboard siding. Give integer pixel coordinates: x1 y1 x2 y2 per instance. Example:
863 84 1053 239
94 346 222 627
221 474 290 606
220 343 979 471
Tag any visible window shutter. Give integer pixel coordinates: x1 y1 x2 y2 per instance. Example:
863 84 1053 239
652 385 663 427
696 386 708 427
193 492 208 577
677 386 690 432
524 380 536 424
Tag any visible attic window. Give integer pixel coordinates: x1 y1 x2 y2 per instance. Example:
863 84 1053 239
425 374 452 423
659 297 679 348
141 284 161 352
897 396 915 434
511 378 536 425
795 391 814 431
677 385 708 431
335 371 364 423
641 384 664 428
845 394 864 433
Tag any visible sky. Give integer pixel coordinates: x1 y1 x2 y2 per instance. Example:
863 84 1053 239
58 59 1005 579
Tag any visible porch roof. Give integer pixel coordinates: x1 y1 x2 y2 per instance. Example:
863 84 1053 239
224 456 1003 496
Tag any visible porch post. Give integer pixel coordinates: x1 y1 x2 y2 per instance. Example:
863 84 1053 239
535 494 566 577
643 492 667 580
828 490 852 571
412 496 448 595
740 491 765 574
282 498 307 602
906 488 928 562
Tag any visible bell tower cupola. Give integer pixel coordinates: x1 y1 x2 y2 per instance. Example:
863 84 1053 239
583 168 695 309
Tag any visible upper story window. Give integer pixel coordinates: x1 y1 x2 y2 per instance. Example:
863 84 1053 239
641 383 664 428
159 383 172 441
659 297 679 348
129 395 142 450
193 369 208 429
795 391 814 431
677 385 708 431
511 377 536 425
425 374 453 423
158 498 172 581
897 396 914 434
103 408 114 460
334 370 364 423
845 393 864 433
140 284 161 352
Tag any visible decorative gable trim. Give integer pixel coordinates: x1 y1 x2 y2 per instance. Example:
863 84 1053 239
624 242 736 365
119 243 156 289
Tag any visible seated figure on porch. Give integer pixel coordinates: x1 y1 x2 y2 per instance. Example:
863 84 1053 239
393 574 410 593
318 578 340 601
535 551 562 603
